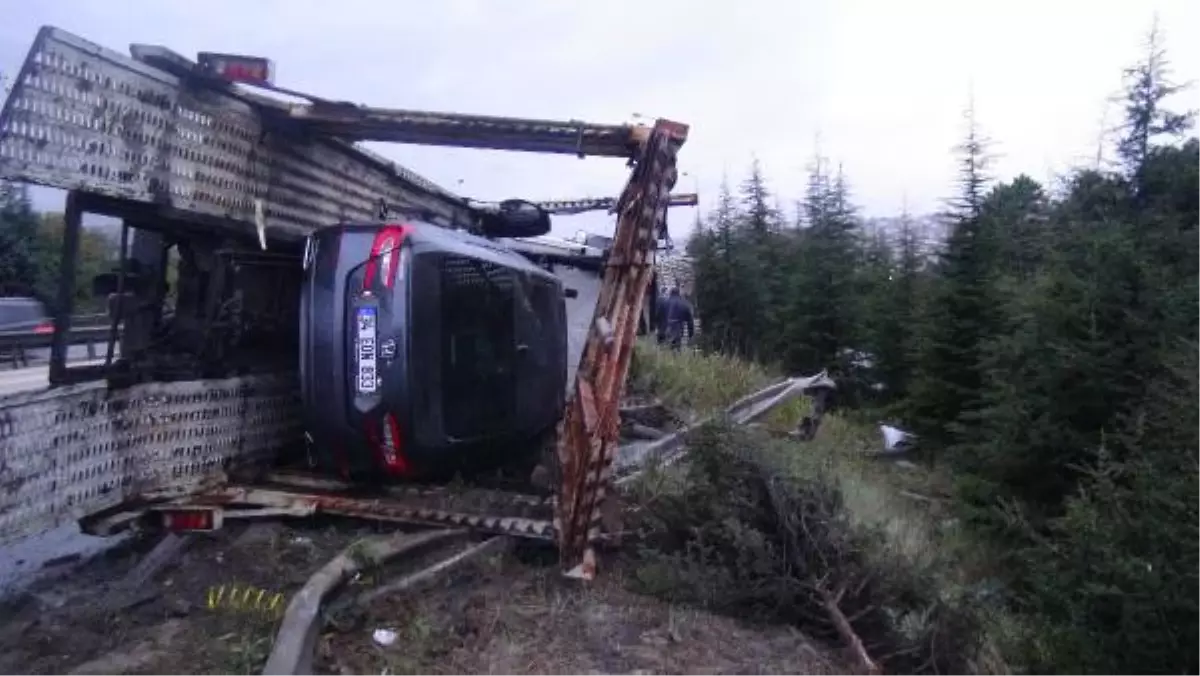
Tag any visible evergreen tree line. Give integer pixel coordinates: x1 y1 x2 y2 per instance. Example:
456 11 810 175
686 27 1197 674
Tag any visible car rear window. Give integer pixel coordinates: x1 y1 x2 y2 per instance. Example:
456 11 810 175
439 255 517 439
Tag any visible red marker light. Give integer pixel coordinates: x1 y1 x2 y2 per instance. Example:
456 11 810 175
161 509 218 531
196 51 275 86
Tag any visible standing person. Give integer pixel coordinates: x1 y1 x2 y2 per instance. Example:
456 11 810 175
656 285 694 351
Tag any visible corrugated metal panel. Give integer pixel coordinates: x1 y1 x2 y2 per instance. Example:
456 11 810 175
0 27 475 235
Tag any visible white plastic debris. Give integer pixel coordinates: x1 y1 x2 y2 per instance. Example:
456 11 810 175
880 424 916 453
372 628 398 647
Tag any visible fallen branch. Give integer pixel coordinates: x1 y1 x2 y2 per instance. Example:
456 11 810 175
820 585 882 675
758 463 880 676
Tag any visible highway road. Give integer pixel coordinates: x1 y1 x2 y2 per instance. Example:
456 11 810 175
0 344 116 398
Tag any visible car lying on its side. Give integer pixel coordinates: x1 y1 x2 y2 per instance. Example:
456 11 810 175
299 220 568 482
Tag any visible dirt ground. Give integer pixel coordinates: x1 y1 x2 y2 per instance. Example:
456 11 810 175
0 518 371 675
0 518 841 675
318 544 840 675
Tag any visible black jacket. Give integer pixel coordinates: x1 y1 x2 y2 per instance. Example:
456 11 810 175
656 293 695 337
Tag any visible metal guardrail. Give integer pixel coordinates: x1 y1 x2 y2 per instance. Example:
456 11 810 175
0 315 120 369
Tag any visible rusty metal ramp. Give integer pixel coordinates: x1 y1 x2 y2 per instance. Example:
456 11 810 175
83 470 557 542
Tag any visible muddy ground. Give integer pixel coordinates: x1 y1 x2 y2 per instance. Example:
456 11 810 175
0 516 841 675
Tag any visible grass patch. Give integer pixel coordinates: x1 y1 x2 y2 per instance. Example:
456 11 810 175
215 615 277 675
631 341 773 414
631 340 813 431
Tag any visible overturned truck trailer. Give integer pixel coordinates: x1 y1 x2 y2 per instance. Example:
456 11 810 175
0 26 688 577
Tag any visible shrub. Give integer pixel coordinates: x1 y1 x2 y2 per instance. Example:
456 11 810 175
626 421 985 674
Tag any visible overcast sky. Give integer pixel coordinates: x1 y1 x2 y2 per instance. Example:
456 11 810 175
2 0 1197 241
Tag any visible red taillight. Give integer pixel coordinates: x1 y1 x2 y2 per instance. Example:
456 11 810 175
33 322 53 335
161 509 218 531
197 52 275 86
362 225 410 291
365 412 410 477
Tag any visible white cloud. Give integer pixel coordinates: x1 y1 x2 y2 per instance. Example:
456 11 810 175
2 0 1197 242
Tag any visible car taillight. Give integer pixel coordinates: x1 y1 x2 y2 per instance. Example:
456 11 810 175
366 412 410 477
363 225 410 291
33 322 53 334
161 509 219 531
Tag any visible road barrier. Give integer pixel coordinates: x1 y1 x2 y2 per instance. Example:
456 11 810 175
0 315 121 369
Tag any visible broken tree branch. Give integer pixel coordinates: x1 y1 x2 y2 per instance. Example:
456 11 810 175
757 461 881 676
820 584 882 676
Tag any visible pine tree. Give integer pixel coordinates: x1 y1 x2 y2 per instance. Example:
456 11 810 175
780 153 861 374
906 101 995 450
739 158 779 236
734 160 788 359
691 179 743 353
979 175 1049 281
868 210 923 404
1115 20 1195 192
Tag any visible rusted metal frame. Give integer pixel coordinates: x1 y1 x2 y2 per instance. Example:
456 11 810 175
554 120 683 578
285 104 639 158
81 470 560 541
46 190 256 386
260 469 555 509
47 190 83 387
184 485 556 540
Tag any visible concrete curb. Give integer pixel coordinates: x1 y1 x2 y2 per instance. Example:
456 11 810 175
261 528 466 675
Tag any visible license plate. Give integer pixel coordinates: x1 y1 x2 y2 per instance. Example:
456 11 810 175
356 306 378 394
